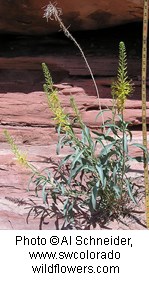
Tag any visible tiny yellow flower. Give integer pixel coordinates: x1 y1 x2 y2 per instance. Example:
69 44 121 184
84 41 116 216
42 63 71 133
3 129 29 168
111 42 133 113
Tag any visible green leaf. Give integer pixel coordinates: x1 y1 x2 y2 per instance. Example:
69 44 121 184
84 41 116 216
92 131 115 142
95 109 110 121
91 182 99 209
68 164 83 184
104 124 120 137
131 143 148 152
105 127 112 136
96 164 106 188
92 131 105 138
63 198 69 216
57 183 65 195
84 125 90 141
71 149 84 169
126 129 132 142
42 182 48 203
123 133 128 154
59 154 73 168
112 166 118 184
125 178 136 204
94 137 105 147
113 185 121 197
34 177 46 197
105 135 116 142
99 142 115 157
56 132 66 154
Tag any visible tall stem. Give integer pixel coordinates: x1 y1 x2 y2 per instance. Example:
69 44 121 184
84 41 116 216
43 3 105 129
121 112 125 196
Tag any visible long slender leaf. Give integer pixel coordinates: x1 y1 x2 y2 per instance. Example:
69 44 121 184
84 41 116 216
125 178 136 204
91 182 99 209
95 109 110 121
96 164 106 188
71 149 84 170
131 143 148 152
59 154 73 168
123 133 128 154
99 142 115 157
113 185 121 197
42 182 48 203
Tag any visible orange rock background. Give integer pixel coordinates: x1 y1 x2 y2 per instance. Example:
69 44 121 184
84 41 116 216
0 0 145 34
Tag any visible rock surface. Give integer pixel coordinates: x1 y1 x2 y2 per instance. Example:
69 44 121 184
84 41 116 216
0 0 145 35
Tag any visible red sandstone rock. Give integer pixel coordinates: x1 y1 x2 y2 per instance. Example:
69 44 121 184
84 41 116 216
0 0 145 35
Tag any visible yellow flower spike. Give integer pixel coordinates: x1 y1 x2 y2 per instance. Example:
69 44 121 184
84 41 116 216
42 63 72 133
16 153 28 167
111 41 134 114
3 129 29 169
50 95 70 129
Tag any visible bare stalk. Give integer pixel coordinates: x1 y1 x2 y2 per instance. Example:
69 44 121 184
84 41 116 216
43 2 105 127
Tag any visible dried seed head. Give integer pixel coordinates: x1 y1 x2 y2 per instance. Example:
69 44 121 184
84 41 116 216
43 2 63 21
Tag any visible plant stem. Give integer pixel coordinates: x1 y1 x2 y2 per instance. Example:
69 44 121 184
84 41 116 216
43 3 105 129
121 112 125 196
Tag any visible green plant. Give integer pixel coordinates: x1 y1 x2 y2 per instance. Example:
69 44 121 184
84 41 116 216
25 43 149 227
111 41 134 194
111 41 134 115
3 5 149 228
29 46 146 227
